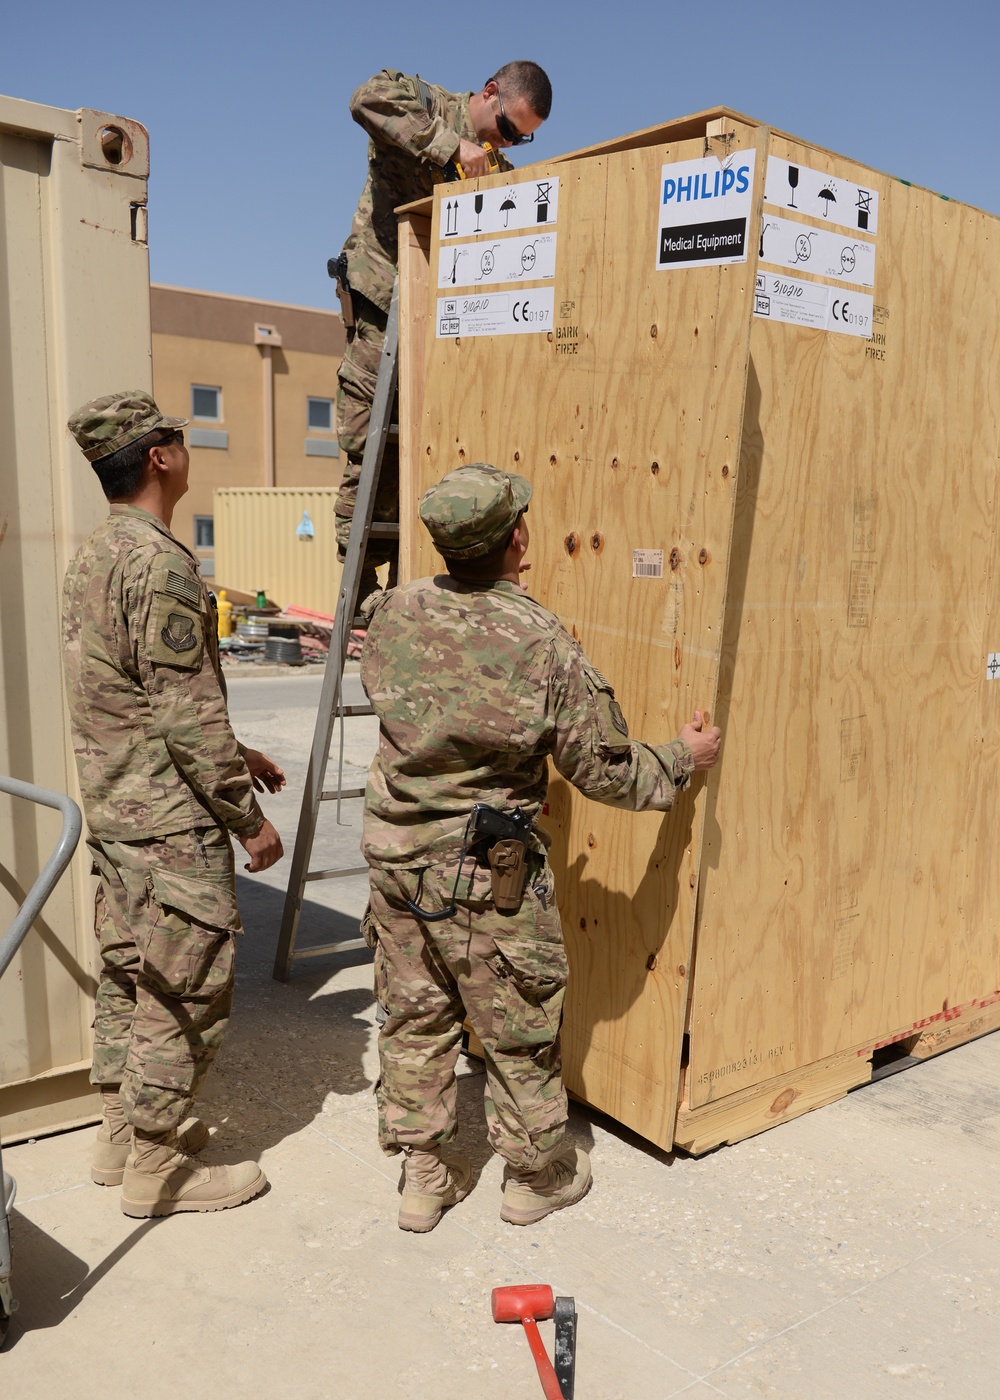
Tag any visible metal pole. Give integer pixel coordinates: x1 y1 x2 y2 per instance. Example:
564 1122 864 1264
261 343 275 488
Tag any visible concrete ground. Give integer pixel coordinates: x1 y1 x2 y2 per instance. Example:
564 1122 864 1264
3 670 998 1396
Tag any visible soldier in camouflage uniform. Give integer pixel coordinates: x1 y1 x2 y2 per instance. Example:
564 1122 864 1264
334 61 552 597
62 391 285 1218
361 464 722 1231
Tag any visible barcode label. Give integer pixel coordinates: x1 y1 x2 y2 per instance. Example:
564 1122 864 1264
632 549 664 579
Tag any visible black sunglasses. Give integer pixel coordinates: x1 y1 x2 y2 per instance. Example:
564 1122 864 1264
156 430 184 447
495 86 533 147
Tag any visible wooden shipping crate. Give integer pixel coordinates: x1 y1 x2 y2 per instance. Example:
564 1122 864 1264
396 108 1000 1155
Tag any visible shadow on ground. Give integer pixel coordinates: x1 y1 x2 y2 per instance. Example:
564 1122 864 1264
179 874 598 1188
4 1211 160 1349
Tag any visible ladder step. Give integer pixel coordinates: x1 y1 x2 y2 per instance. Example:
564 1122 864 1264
291 937 369 960
303 864 369 882
273 278 400 984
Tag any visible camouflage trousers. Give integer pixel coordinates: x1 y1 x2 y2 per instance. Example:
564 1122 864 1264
88 825 241 1134
367 859 569 1173
335 293 399 591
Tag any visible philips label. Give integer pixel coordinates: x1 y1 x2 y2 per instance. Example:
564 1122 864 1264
657 150 756 272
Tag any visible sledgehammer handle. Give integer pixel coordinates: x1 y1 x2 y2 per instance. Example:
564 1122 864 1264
521 1316 564 1400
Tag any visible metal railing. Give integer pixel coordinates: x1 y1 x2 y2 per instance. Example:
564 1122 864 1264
1 775 82 1341
0 776 82 980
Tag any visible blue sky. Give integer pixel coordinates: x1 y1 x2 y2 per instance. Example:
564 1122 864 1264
1 0 993 308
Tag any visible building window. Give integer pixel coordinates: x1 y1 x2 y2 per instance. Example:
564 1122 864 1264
307 396 334 431
194 515 215 549
192 384 221 420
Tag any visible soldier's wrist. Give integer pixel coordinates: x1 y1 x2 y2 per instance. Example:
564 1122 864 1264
672 739 695 787
230 802 266 840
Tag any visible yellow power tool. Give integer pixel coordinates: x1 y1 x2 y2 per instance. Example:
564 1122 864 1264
432 142 501 183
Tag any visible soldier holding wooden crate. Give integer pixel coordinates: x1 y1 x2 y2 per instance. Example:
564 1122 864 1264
360 464 722 1231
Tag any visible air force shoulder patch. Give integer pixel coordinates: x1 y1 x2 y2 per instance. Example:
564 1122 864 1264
161 612 198 653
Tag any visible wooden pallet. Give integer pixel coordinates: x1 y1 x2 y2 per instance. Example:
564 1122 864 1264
674 989 1000 1154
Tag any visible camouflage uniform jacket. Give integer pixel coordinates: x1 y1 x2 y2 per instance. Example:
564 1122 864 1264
342 69 511 313
61 504 264 841
360 576 694 867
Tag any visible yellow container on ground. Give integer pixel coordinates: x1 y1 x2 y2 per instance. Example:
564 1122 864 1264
213 487 343 615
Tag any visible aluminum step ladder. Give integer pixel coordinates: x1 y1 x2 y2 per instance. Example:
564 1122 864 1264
272 281 399 981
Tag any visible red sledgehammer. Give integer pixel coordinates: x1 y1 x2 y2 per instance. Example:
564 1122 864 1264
491 1284 563 1400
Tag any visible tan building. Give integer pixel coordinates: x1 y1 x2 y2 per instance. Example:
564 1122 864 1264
151 283 346 579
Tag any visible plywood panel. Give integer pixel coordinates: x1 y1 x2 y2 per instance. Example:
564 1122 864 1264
402 123 765 1148
397 211 431 584
690 137 1000 1109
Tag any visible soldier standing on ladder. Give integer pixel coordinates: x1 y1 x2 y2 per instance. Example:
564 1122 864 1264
331 61 553 599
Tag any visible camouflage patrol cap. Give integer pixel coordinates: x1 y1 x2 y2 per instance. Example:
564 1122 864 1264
419 463 532 560
67 390 188 463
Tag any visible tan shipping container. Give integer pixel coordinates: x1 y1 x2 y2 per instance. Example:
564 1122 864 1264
0 93 152 1142
398 108 1000 1154
214 486 343 615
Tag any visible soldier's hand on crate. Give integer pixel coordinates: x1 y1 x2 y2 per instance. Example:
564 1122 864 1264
679 711 722 770
244 748 287 794
238 818 284 872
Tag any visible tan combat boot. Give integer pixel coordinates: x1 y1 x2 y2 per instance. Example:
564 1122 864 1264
500 1145 592 1226
91 1088 210 1187
397 1147 473 1233
120 1130 266 1217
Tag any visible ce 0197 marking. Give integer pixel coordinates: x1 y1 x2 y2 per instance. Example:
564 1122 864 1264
512 298 551 325
831 298 870 332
